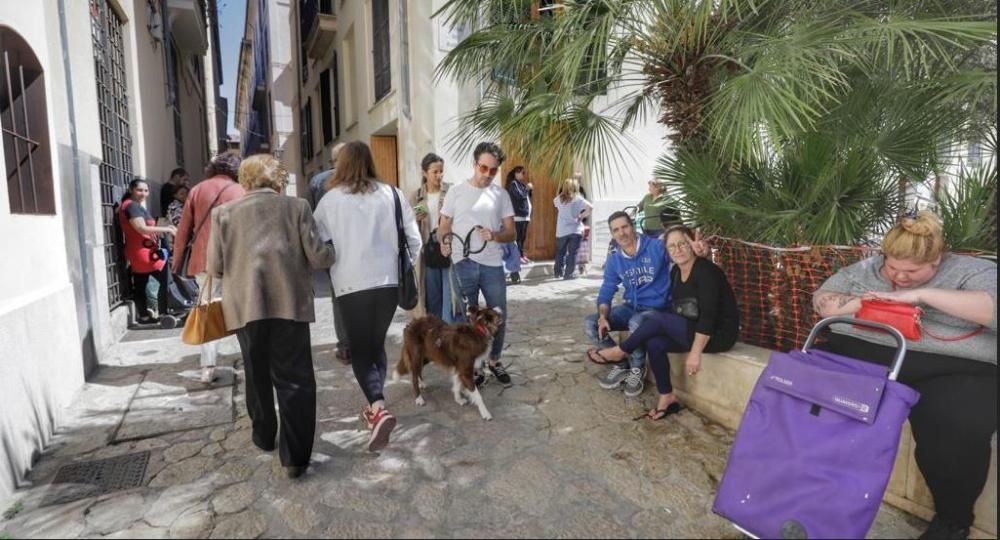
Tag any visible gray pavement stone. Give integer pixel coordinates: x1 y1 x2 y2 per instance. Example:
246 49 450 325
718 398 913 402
0 271 927 539
209 510 267 539
211 482 256 515
84 492 146 535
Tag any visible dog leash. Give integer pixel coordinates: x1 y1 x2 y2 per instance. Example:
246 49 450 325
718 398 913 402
442 226 488 260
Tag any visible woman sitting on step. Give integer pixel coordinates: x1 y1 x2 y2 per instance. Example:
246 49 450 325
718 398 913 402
588 225 740 419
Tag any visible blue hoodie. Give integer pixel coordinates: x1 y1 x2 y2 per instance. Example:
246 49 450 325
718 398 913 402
597 235 672 310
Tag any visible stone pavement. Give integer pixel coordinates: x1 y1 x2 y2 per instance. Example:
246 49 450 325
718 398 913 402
0 272 924 539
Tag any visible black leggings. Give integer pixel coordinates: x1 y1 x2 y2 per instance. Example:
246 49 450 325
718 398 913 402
515 221 529 257
131 265 168 317
338 286 398 405
821 333 997 528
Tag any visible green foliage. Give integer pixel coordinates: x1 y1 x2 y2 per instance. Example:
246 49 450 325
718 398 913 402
657 132 900 245
437 0 997 245
937 131 998 253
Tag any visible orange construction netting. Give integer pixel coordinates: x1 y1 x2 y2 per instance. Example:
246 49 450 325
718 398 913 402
707 237 880 352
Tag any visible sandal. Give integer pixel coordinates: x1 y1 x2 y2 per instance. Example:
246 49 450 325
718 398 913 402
647 402 682 421
586 347 616 365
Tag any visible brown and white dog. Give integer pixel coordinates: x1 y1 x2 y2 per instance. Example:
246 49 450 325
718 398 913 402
394 306 503 420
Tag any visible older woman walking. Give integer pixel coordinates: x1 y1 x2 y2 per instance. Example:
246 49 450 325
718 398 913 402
314 141 421 453
207 154 334 479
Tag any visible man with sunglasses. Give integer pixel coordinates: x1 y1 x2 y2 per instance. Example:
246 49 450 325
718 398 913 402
438 142 517 387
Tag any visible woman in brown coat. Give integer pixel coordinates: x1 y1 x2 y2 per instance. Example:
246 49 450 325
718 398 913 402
207 154 334 479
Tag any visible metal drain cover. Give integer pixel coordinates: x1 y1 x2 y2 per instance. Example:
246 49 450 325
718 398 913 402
41 451 150 506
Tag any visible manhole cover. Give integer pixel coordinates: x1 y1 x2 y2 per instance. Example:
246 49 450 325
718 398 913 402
41 451 150 506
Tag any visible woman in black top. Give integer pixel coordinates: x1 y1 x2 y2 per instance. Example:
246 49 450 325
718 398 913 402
594 225 739 419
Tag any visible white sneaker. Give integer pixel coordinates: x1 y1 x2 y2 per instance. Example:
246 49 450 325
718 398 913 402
200 366 216 384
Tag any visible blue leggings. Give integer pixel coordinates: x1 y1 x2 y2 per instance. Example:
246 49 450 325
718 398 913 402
620 311 692 394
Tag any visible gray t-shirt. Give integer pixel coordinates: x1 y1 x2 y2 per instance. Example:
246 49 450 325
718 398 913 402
818 254 997 364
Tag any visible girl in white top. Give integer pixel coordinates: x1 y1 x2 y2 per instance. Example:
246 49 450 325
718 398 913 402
552 178 592 279
312 141 421 453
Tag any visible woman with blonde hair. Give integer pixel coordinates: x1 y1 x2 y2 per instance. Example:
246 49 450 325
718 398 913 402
552 177 592 279
813 210 996 540
314 141 422 453
207 154 334 479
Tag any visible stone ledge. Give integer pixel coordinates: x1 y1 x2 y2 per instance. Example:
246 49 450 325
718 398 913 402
668 343 997 538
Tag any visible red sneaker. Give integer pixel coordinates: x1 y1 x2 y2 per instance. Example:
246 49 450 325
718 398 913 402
362 407 397 452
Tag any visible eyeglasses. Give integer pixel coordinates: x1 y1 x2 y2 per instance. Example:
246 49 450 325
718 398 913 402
476 163 499 176
666 241 691 252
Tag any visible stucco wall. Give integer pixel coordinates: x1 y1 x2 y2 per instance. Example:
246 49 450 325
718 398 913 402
0 0 86 506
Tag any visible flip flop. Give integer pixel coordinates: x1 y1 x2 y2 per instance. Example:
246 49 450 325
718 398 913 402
586 347 616 365
647 402 682 421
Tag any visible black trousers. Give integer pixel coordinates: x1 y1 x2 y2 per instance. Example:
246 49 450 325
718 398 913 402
515 221 529 257
821 333 997 527
338 287 398 405
131 265 169 317
236 319 316 467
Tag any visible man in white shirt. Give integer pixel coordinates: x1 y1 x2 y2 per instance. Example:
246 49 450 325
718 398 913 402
438 142 517 387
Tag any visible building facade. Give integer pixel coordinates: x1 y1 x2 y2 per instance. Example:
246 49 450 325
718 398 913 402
0 0 223 505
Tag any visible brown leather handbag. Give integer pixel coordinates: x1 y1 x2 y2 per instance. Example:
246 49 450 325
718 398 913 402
181 276 233 345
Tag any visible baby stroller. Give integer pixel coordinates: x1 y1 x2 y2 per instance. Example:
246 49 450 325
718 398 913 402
155 244 198 329
712 317 920 539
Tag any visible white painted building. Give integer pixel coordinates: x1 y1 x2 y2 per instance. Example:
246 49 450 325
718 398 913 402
0 0 224 505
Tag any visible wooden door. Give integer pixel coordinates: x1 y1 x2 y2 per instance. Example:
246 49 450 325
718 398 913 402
370 135 398 187
502 146 562 260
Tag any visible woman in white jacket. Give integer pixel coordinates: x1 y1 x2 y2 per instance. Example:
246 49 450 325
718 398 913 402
313 141 421 452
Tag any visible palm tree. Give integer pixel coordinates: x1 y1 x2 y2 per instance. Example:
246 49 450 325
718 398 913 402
436 0 997 245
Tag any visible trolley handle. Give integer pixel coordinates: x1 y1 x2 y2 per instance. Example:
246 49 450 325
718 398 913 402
802 316 907 381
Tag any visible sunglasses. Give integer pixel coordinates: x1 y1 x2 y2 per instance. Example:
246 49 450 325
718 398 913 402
476 163 500 176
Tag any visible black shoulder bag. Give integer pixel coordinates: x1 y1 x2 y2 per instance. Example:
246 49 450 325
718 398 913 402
392 188 419 310
423 229 452 268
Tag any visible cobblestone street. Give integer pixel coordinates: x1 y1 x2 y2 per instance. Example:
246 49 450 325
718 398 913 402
0 271 923 539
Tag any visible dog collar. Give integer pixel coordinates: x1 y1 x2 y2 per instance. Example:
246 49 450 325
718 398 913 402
475 324 488 337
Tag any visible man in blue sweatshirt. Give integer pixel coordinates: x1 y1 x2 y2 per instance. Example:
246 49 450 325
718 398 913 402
584 211 672 397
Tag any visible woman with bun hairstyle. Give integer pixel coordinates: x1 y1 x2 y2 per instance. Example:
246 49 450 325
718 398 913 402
813 211 997 540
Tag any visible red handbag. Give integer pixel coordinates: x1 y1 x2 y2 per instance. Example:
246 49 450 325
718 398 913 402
855 298 984 342
855 299 923 340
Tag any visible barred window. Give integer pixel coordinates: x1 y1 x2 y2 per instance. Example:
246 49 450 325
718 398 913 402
1 27 54 215
371 0 391 101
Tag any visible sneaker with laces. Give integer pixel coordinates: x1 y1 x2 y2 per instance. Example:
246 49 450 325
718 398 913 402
489 362 512 387
599 365 630 389
623 368 645 397
362 407 397 453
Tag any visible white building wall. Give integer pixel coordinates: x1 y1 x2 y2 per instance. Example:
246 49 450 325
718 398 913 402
268 0 302 194
0 0 87 507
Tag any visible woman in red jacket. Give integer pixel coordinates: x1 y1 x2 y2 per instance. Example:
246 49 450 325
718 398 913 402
119 178 176 324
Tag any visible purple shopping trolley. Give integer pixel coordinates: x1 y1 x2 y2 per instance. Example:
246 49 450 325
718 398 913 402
713 317 920 539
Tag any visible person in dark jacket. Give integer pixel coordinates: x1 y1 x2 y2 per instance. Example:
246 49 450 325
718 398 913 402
590 225 739 418
505 166 533 271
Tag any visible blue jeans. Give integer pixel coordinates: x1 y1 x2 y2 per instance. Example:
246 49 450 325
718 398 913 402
554 234 582 277
452 259 506 360
584 304 662 371
424 265 455 323
621 311 692 394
